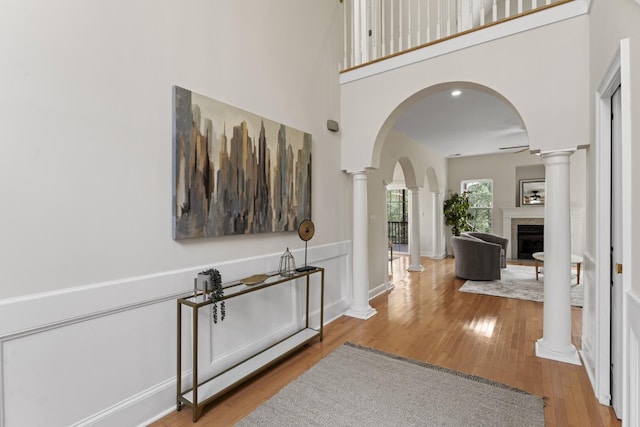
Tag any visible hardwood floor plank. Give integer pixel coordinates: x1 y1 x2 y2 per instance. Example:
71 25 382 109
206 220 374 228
151 256 620 427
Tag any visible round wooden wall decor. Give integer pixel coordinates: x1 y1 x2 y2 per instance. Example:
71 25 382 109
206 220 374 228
298 219 315 242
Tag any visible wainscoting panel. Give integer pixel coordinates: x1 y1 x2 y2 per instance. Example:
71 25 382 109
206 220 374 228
627 290 640 426
580 252 597 391
0 241 351 427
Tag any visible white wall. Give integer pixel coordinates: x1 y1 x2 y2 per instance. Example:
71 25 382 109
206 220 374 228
583 0 640 416
448 151 542 235
587 0 640 296
0 1 346 299
0 1 349 425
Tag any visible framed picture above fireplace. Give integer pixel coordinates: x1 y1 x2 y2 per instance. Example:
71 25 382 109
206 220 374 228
520 179 545 206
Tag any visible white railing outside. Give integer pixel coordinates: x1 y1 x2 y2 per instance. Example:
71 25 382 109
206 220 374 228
341 0 569 70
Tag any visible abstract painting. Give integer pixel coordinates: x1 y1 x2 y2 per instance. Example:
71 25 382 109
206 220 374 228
172 86 312 239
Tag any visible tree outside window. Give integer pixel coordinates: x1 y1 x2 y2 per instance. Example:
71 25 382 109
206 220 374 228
461 180 493 233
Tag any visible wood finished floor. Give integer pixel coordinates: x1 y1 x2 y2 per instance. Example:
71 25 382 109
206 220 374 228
152 256 621 427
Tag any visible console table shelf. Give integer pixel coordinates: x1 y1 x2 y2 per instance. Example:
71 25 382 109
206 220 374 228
176 267 324 422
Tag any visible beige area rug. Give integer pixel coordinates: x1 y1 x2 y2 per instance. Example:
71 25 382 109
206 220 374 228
459 264 583 307
237 343 544 427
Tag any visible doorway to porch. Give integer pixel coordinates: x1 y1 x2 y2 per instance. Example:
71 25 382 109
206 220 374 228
387 188 409 253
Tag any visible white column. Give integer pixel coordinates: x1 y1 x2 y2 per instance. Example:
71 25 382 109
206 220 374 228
383 181 394 291
431 191 445 258
408 187 424 272
535 151 581 365
345 171 377 320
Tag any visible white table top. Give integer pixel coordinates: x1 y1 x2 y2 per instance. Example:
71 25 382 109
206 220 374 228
532 252 583 263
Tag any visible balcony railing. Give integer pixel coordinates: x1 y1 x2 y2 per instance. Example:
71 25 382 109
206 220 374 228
388 221 409 245
341 0 571 71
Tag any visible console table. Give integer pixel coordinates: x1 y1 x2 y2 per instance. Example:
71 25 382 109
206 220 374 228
176 267 324 422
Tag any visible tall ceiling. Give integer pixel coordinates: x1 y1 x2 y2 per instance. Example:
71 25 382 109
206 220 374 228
393 87 529 158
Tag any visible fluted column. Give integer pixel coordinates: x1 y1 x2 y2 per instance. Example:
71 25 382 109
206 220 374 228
407 187 424 272
535 151 581 365
345 171 377 320
431 191 445 258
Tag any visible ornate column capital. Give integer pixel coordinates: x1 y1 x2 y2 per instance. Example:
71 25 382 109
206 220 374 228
346 169 369 176
540 149 575 165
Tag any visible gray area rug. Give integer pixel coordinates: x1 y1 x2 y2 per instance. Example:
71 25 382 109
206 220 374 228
237 343 544 427
459 265 583 307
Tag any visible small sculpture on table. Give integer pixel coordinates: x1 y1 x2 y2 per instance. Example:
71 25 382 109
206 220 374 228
279 247 297 277
296 219 316 272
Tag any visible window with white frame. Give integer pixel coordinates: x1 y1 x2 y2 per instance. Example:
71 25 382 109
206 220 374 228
461 179 493 233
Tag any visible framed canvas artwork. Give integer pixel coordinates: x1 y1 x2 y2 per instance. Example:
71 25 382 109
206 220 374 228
172 86 312 239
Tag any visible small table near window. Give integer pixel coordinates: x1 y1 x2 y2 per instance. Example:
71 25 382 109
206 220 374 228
532 252 583 284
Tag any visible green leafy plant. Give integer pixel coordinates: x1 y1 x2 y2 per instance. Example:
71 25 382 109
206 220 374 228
201 268 225 323
443 191 475 236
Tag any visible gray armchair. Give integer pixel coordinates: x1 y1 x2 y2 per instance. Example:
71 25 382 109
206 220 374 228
463 232 509 268
452 235 504 281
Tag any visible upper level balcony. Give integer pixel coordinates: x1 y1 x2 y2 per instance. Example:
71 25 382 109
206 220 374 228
340 0 581 81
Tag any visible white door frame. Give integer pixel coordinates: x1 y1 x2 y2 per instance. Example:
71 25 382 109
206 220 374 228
611 84 623 417
594 39 631 417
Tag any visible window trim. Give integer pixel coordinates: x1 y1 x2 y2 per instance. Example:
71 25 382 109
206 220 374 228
460 179 493 232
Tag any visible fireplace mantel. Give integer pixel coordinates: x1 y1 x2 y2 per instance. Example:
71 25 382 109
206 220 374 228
501 207 545 219
501 207 584 259
502 207 544 259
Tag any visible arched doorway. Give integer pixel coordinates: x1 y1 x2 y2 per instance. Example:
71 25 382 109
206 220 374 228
346 81 530 320
366 82 527 288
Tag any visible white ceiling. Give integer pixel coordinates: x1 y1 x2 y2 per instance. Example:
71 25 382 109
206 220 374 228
393 87 529 158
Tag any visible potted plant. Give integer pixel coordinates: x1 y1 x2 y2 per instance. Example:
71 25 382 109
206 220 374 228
443 191 474 236
200 268 225 323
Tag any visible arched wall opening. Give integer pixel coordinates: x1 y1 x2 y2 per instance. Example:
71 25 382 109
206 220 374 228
363 82 529 294
370 82 528 171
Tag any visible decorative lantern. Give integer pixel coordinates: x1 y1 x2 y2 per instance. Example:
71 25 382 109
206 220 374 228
279 247 296 277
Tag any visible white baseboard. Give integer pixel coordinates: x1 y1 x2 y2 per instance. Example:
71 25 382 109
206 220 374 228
369 281 391 300
72 377 176 427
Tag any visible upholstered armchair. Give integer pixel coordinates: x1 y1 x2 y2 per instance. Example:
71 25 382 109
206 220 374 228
452 235 504 281
463 232 509 268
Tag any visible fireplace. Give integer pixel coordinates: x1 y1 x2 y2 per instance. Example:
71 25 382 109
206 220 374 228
502 207 581 261
517 224 544 260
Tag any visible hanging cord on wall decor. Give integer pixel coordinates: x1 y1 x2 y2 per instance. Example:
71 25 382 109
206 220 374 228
201 268 225 323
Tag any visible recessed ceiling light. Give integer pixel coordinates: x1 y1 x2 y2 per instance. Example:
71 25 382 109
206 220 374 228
451 90 462 97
